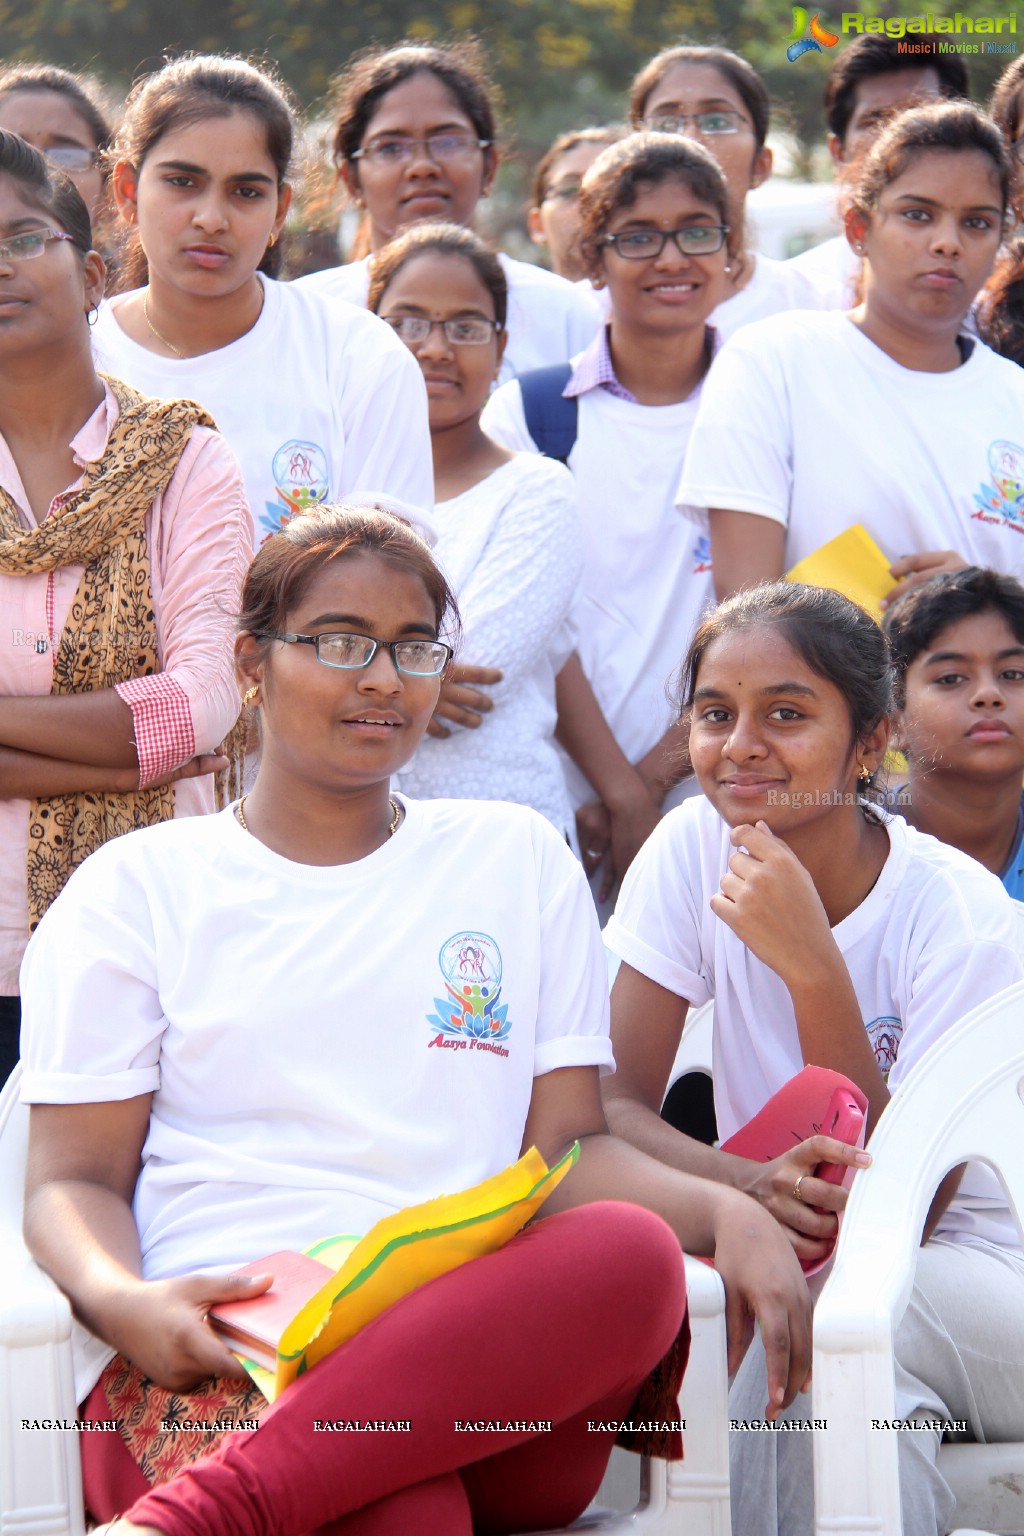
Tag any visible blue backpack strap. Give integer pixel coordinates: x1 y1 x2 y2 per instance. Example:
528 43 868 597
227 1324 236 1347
518 364 578 465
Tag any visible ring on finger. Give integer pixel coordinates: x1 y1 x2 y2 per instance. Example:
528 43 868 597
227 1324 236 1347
793 1173 808 1203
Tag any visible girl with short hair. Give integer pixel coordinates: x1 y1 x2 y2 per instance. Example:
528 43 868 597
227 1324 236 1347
883 566 1024 896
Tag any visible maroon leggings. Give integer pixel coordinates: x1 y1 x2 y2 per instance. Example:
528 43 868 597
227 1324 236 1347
82 1202 686 1536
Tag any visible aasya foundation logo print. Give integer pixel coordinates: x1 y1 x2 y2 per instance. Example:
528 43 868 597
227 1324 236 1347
787 7 840 60
426 931 512 1056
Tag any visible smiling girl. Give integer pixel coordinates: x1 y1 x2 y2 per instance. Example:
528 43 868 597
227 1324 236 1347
19 506 815 1536
484 133 729 903
367 223 581 834
628 45 830 337
678 100 1024 606
297 42 600 380
603 580 1024 1536
883 566 1024 896
91 55 432 549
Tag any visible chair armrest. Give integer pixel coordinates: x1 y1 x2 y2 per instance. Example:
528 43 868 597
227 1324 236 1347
639 1256 731 1534
0 1235 85 1536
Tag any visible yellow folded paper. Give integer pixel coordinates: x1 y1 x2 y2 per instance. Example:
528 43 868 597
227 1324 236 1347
786 525 891 621
240 1142 579 1401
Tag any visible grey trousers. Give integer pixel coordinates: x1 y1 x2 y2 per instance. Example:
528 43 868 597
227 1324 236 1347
728 1236 1024 1536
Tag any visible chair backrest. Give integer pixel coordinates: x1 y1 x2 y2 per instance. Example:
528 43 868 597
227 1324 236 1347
813 979 1024 1535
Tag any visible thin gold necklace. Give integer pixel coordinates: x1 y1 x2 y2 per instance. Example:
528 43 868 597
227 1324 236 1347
142 280 266 359
142 292 184 358
236 795 402 838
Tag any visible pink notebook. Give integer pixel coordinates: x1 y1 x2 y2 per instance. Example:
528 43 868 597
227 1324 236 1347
209 1251 333 1371
721 1066 868 1275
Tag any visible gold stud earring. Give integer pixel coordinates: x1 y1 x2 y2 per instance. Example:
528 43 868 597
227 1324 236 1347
266 232 277 248
243 685 260 707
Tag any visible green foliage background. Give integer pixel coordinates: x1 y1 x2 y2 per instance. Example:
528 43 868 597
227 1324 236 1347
0 0 1014 181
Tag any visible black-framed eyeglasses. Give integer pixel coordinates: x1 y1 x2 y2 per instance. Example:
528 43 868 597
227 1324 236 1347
44 145 101 173
0 228 78 264
599 224 730 260
350 132 491 166
644 110 748 137
382 314 502 347
257 631 452 675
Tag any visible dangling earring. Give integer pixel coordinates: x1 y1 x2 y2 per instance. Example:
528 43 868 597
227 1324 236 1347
857 762 872 785
86 304 99 327
243 685 260 707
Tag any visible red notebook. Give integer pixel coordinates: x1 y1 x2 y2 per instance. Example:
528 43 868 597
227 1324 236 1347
209 1251 333 1371
721 1065 868 1276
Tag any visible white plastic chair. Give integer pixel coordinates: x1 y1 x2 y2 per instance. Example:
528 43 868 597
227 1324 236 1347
0 1065 732 1536
0 1064 85 1536
812 979 1024 1536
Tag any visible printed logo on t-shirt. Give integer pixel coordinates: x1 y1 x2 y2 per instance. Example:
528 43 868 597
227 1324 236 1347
261 440 330 543
692 534 712 574
426 931 512 1057
972 440 1024 532
866 1015 903 1079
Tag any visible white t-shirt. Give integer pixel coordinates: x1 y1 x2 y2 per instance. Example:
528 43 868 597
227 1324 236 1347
605 797 1023 1251
787 234 860 309
481 373 714 806
297 253 602 382
20 796 612 1399
92 278 434 551
397 454 580 833
709 252 839 340
677 310 1024 580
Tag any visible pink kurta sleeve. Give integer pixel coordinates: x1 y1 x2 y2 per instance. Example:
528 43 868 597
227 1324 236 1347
115 426 253 786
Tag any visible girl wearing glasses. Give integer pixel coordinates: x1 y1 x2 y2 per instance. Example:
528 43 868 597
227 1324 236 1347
679 101 1024 605
527 125 623 284
91 55 432 552
367 223 580 834
20 503 815 1536
0 131 251 1086
296 41 600 381
627 46 830 338
0 63 113 233
484 133 729 905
